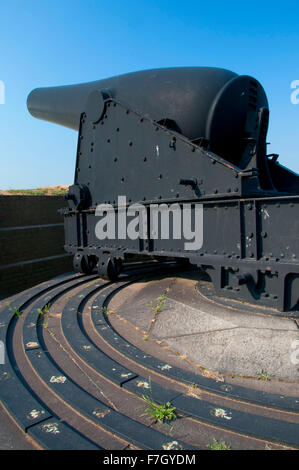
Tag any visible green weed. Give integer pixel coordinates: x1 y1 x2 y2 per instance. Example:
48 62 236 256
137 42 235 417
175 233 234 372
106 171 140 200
7 303 22 318
207 438 231 450
37 303 51 328
257 369 274 381
141 377 177 423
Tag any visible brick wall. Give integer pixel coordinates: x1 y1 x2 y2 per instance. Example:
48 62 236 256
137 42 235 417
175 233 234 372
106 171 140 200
0 196 73 298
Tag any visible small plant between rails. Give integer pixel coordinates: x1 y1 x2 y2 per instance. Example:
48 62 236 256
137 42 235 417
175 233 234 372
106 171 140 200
7 303 23 318
140 377 177 423
102 306 116 317
37 303 51 328
257 369 274 381
142 279 177 341
207 438 231 450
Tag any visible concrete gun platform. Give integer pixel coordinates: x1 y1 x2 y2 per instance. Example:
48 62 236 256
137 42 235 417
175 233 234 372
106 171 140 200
109 271 299 381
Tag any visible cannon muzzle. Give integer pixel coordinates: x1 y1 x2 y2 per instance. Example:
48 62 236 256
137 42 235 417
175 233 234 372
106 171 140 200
27 81 97 131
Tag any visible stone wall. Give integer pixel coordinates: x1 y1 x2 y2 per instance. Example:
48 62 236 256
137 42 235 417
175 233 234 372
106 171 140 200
0 196 72 298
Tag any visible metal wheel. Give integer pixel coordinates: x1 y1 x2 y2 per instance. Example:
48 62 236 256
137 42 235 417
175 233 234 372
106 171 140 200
97 256 122 281
73 253 96 274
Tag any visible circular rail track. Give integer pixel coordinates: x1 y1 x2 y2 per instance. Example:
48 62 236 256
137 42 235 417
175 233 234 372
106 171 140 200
0 262 298 450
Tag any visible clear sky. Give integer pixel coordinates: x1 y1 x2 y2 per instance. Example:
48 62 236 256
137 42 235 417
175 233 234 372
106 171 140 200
0 0 298 189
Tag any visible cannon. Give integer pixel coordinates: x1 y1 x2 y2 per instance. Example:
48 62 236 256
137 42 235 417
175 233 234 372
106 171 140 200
27 67 299 312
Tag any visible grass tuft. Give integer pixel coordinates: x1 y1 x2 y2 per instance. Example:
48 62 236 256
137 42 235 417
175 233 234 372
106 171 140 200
207 438 231 450
141 377 177 423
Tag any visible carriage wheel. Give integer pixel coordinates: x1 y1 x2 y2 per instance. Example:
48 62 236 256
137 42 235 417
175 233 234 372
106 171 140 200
97 256 122 281
73 253 96 274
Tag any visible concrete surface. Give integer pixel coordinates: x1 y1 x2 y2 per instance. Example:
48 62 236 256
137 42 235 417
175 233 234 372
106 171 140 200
109 273 299 380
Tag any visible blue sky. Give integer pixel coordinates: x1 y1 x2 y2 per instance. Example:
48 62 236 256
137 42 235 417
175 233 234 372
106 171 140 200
0 0 299 189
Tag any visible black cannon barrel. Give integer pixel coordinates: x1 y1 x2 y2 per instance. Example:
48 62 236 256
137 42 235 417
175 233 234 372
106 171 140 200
27 67 268 165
